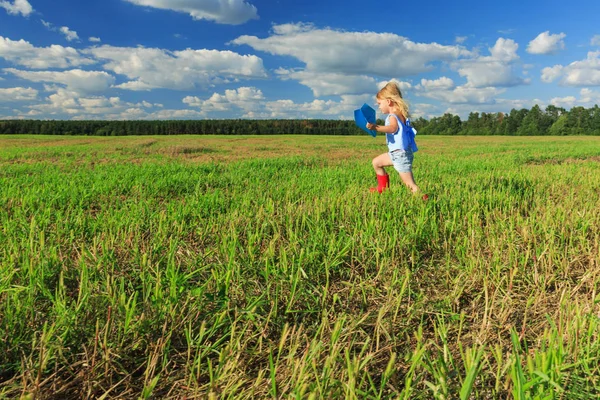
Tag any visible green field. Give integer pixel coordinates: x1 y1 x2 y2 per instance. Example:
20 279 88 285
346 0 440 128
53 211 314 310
1 134 600 399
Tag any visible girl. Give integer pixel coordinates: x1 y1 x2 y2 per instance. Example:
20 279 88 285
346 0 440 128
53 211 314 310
366 82 421 195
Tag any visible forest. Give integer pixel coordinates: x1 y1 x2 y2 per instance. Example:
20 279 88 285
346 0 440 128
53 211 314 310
1 104 599 136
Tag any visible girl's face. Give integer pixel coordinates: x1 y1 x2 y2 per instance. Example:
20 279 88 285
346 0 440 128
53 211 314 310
376 98 391 114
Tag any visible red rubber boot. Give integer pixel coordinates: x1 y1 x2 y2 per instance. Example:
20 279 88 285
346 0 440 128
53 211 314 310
370 174 389 193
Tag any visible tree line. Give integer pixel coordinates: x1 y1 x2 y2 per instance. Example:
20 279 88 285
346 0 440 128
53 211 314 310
1 104 599 136
0 119 359 136
413 105 600 136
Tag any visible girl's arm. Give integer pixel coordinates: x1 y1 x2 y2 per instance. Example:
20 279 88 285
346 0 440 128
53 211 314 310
366 117 398 134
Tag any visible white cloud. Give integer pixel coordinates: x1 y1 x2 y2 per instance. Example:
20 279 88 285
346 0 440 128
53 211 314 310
0 114 28 120
416 77 455 91
580 88 600 104
549 95 577 109
0 36 96 69
527 31 566 55
29 89 84 115
40 20 79 43
123 0 258 25
541 65 563 83
260 94 373 120
263 99 340 119
414 76 521 108
115 80 156 91
252 93 369 120
25 88 164 119
4 68 116 93
0 86 38 102
182 87 372 119
540 51 600 86
457 60 525 88
275 69 379 97
87 45 267 90
496 98 543 111
89 37 102 43
183 86 265 114
591 35 600 47
211 86 264 103
0 0 33 16
455 36 468 44
411 102 439 119
452 38 528 88
59 26 79 42
488 38 520 62
417 84 505 105
549 88 600 109
231 23 471 79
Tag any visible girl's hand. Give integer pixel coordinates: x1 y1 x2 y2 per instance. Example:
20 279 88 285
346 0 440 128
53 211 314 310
366 123 376 130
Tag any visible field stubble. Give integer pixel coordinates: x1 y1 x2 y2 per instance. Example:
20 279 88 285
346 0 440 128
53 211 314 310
1 134 600 399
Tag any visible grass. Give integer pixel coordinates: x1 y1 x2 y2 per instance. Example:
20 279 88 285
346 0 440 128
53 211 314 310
1 134 599 398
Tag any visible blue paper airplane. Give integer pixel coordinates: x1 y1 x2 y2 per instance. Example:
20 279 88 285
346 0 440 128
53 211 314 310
354 103 377 137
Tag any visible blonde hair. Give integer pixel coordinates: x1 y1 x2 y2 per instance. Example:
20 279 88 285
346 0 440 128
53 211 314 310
376 82 410 119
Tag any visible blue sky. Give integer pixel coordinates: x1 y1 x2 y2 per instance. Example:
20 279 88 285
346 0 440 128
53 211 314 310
1 0 600 120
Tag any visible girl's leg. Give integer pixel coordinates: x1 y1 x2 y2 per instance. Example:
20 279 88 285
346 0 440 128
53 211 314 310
370 153 393 192
399 172 420 193
372 153 393 175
